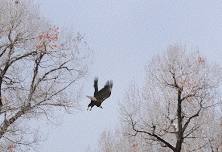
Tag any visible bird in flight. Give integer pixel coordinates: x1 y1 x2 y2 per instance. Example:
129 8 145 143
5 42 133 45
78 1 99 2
87 78 113 111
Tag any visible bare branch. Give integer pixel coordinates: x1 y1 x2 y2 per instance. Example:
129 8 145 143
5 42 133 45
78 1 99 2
128 114 176 152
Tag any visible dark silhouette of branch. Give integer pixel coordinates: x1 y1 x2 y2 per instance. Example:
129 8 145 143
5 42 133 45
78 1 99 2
128 115 176 152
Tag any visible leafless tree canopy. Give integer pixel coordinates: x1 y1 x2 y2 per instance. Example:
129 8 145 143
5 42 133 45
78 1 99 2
99 46 222 152
0 0 90 151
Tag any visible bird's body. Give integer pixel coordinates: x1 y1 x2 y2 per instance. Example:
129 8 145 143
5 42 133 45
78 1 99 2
87 78 113 110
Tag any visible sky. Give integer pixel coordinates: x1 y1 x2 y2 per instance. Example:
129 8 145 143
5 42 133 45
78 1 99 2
35 0 222 151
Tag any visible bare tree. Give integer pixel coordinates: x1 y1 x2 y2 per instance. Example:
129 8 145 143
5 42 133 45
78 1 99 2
98 123 156 152
120 46 222 152
98 130 138 152
0 0 90 151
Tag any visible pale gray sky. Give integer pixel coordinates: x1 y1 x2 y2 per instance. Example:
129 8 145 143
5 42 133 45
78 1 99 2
36 0 222 151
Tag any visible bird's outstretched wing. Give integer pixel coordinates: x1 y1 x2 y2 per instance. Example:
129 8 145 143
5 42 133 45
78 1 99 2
94 77 98 96
94 80 113 104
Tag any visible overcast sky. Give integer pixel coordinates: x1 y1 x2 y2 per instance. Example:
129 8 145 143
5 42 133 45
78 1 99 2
36 0 222 151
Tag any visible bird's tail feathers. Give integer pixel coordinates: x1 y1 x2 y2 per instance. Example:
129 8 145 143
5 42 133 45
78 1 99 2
86 96 97 101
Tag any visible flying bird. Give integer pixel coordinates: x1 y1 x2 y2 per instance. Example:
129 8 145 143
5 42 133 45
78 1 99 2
87 78 113 111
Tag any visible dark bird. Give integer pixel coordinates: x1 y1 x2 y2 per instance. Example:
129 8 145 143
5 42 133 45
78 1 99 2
87 78 113 111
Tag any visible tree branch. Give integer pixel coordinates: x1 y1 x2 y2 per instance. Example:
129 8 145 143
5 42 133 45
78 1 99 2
0 103 31 139
128 115 176 152
181 98 204 138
